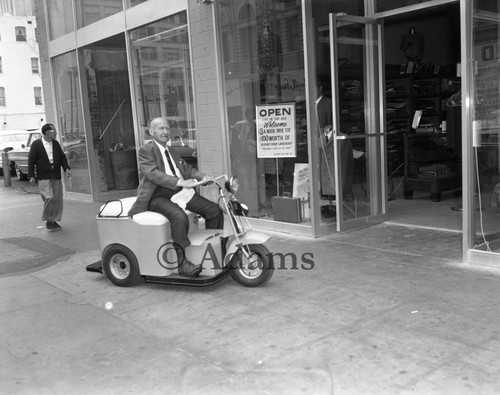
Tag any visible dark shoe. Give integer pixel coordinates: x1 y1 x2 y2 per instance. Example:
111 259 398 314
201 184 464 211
46 221 55 231
178 260 202 278
52 222 62 230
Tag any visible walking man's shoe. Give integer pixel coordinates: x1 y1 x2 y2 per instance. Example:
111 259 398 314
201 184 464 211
52 222 62 230
46 221 55 231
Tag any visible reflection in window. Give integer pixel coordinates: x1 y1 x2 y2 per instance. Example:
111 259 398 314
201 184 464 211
81 34 137 193
126 0 148 8
285 16 300 52
220 1 306 218
47 0 75 40
15 26 26 41
76 0 123 28
310 0 363 18
52 51 91 194
376 0 433 13
130 13 197 168
0 87 5 106
472 4 500 253
34 87 42 105
140 47 158 61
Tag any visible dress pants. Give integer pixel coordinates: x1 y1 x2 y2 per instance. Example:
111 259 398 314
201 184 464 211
38 179 63 222
149 187 223 250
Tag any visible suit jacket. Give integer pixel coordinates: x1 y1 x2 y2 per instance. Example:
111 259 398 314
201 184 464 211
28 138 70 180
128 140 204 215
231 119 257 162
315 95 354 196
316 95 333 130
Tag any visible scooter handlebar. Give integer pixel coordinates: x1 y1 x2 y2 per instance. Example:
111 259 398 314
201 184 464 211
184 178 213 187
192 175 227 188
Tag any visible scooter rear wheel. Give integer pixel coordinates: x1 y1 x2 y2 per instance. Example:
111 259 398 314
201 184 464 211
230 244 273 287
102 244 142 287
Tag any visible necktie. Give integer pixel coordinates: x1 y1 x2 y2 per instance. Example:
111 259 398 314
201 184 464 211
165 149 177 176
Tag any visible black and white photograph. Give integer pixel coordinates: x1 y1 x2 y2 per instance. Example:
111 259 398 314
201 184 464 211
1 0 499 394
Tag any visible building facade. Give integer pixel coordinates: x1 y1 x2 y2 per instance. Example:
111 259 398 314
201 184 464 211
34 0 499 268
0 0 45 130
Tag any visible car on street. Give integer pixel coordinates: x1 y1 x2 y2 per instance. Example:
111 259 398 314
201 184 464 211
168 137 197 168
6 130 42 180
0 130 41 177
63 137 87 162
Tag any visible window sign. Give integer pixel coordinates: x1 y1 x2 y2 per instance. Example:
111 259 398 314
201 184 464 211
256 103 296 158
292 163 309 199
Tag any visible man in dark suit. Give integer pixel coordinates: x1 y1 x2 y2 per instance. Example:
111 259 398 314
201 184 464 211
128 117 223 278
315 80 354 200
231 108 266 215
28 123 71 231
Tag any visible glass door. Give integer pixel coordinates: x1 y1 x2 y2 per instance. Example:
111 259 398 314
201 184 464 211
328 13 387 231
466 0 500 265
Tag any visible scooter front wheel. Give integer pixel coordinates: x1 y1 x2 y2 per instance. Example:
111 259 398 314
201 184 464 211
230 244 273 287
102 244 142 287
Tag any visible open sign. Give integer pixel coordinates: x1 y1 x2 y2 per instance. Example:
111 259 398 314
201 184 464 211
258 107 292 117
256 103 296 158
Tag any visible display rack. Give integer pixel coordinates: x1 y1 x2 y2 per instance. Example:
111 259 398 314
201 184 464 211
385 64 461 201
403 132 461 201
385 64 461 132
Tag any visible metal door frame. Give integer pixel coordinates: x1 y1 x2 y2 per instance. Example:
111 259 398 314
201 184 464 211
329 13 387 231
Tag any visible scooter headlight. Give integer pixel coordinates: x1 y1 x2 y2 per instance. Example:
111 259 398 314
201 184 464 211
225 176 240 194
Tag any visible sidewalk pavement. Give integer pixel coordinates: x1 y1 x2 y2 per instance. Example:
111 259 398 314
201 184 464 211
1 180 499 395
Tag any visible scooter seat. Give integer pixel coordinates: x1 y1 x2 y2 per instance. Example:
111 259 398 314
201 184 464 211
98 197 194 226
132 211 169 225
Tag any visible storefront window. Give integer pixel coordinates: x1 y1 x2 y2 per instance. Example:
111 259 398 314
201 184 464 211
81 33 137 194
75 0 123 28
472 1 500 253
310 0 363 17
46 0 75 40
220 0 305 218
130 13 197 168
52 51 91 194
126 0 148 8
376 0 435 13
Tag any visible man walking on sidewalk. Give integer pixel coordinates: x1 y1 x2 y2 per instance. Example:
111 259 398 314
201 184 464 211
28 123 71 231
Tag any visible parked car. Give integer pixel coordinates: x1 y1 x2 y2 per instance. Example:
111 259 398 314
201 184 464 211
63 138 87 162
168 137 197 169
6 130 42 180
0 130 41 177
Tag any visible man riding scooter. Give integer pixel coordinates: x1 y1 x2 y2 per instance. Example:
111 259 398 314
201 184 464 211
128 117 223 278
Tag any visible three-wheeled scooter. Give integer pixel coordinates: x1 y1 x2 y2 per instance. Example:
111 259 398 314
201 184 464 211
86 176 274 287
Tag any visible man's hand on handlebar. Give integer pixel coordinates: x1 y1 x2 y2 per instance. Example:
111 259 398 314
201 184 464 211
177 178 199 188
201 176 214 185
177 177 213 188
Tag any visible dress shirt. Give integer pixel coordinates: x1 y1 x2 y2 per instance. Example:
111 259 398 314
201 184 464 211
152 139 194 209
42 139 54 163
154 140 181 178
